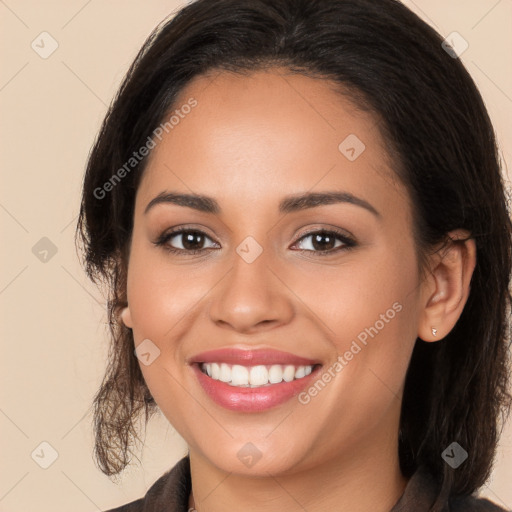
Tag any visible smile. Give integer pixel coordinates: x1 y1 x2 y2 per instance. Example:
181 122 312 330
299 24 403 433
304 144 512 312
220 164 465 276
188 348 323 412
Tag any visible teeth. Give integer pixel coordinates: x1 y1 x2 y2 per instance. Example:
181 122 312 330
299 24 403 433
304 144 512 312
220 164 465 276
200 363 315 387
268 365 283 384
219 363 231 382
231 365 249 385
294 366 306 379
283 365 295 382
250 365 268 386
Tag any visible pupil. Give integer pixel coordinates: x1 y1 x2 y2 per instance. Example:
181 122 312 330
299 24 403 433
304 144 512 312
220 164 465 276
312 232 334 251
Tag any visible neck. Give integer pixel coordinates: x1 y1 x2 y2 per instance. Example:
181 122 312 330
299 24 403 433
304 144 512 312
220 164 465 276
187 431 408 512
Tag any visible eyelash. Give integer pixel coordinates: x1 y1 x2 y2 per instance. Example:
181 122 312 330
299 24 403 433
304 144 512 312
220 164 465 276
153 227 357 257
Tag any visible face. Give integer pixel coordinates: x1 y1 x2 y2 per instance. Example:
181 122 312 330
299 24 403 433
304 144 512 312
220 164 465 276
122 68 425 476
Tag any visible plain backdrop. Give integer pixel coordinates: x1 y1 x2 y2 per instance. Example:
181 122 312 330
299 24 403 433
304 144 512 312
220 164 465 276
1 1 511 511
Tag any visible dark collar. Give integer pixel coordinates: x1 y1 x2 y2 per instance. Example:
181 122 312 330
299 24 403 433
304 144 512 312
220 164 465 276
131 455 507 512
389 465 442 511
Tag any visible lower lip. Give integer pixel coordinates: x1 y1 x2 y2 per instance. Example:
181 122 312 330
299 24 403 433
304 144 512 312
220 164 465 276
191 364 321 412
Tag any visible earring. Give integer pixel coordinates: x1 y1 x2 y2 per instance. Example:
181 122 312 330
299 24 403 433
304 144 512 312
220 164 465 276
431 327 437 337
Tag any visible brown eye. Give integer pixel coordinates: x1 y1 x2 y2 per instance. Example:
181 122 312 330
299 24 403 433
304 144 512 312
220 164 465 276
155 229 219 255
174 231 208 250
292 229 356 255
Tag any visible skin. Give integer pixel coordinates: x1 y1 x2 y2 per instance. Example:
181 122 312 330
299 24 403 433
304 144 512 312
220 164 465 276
120 68 476 512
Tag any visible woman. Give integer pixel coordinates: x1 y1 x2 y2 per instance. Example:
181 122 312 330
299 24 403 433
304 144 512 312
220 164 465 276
77 0 512 510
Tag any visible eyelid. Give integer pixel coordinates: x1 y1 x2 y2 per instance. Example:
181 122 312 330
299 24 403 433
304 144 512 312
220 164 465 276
155 224 217 242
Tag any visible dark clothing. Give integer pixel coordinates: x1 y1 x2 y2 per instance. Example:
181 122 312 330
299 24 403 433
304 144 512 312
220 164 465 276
104 455 509 512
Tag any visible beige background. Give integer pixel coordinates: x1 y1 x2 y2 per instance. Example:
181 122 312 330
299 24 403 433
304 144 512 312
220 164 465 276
0 1 511 511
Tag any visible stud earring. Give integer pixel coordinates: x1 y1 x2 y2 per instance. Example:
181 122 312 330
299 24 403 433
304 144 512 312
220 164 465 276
432 327 437 337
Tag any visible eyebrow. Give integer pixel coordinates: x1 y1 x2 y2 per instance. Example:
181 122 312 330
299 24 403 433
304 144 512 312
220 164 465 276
144 190 380 218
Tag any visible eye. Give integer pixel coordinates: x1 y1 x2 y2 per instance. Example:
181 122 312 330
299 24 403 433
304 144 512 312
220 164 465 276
154 227 356 257
154 228 219 255
291 229 356 255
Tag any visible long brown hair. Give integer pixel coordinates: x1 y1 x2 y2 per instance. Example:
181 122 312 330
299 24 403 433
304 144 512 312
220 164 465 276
77 0 512 498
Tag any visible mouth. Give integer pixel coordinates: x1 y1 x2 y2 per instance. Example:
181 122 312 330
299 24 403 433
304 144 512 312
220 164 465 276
188 348 323 412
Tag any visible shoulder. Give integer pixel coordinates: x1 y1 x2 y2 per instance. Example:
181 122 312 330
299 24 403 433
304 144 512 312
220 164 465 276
104 497 144 512
392 465 510 512
449 493 510 512
102 455 191 512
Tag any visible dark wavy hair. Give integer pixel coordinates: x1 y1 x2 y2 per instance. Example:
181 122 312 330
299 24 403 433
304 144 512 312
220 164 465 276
76 0 512 502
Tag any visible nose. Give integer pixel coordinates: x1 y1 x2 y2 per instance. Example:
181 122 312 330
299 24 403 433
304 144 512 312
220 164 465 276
208 243 295 335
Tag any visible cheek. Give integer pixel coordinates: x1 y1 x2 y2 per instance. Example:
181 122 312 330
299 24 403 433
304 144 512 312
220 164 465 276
343 251 419 392
307 242 419 391
294 241 419 343
127 271 195 339
124 244 205 423
125 235 211 341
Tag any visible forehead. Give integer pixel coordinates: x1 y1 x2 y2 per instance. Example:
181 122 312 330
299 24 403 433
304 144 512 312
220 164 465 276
137 68 406 213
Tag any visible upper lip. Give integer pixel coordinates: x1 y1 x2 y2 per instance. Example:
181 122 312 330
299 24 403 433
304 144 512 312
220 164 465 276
188 347 321 366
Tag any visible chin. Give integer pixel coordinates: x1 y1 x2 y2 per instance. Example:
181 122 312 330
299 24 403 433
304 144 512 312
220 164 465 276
191 435 315 477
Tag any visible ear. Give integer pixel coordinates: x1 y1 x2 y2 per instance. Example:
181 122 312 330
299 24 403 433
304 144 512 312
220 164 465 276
418 229 476 342
120 306 133 328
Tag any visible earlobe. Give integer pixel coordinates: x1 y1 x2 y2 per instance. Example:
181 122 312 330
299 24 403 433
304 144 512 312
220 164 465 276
418 230 476 342
120 306 133 328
